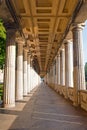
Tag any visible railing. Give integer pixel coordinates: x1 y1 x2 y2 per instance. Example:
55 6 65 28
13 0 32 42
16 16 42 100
57 86 74 100
48 83 55 89
57 85 61 94
62 86 66 98
80 90 87 111
68 87 74 101
47 82 87 111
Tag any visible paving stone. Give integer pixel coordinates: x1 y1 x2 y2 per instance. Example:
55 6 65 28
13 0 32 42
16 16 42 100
0 83 87 130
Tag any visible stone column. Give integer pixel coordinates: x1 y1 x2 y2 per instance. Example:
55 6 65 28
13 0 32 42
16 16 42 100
64 40 73 98
55 57 58 90
72 23 86 106
60 48 65 86
16 38 24 100
51 65 53 85
4 30 16 108
53 64 55 85
51 66 53 84
23 47 28 96
56 53 60 92
57 53 60 85
27 54 31 93
55 58 57 85
49 68 51 84
30 57 33 91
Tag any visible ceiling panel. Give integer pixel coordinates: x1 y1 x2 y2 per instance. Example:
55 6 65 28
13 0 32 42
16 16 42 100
11 0 79 76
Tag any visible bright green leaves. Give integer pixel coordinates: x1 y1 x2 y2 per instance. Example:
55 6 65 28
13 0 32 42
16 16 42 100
0 19 6 40
0 19 6 69
85 63 87 82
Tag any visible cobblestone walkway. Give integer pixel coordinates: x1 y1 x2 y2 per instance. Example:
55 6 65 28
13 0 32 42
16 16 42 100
0 83 87 130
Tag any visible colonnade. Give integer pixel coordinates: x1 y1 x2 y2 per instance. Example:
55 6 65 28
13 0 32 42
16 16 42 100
44 23 87 110
2 22 87 111
3 32 41 108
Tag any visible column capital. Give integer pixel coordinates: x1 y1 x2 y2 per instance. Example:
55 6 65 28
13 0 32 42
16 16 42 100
72 23 85 31
60 48 64 52
7 29 16 39
16 37 25 45
54 56 57 61
27 54 31 64
63 39 72 45
30 57 33 67
30 57 33 62
6 29 16 46
57 52 60 57
27 53 31 57
23 46 29 52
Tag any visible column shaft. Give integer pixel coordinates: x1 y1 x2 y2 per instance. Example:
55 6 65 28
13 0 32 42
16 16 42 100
57 53 60 85
53 65 55 84
27 54 31 93
72 23 86 106
4 32 16 108
23 48 28 96
55 58 57 85
60 48 65 86
30 58 33 91
65 41 73 98
16 40 24 100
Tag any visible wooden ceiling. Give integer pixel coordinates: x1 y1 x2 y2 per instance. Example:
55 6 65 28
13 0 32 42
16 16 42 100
1 0 79 77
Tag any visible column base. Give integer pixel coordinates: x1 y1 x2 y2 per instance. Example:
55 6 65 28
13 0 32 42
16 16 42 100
64 95 68 99
73 102 78 107
23 93 28 96
16 96 23 101
4 103 15 108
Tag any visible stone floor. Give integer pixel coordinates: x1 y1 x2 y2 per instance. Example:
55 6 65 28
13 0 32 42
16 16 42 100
0 83 87 130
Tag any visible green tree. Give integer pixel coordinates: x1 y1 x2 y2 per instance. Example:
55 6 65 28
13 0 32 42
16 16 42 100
85 62 87 82
0 19 6 69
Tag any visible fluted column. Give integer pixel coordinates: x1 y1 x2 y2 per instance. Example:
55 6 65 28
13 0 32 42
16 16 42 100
4 31 16 108
23 47 28 96
51 66 53 84
57 53 60 85
56 53 60 92
55 57 58 90
64 40 73 98
53 64 55 85
55 57 57 85
49 68 51 84
16 38 24 100
30 58 33 91
60 48 65 86
72 23 86 106
27 54 31 93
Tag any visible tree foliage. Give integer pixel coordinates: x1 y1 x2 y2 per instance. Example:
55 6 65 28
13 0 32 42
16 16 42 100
85 62 87 82
0 19 6 69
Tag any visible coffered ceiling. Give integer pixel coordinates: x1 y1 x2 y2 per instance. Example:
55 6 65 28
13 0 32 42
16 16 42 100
1 0 79 77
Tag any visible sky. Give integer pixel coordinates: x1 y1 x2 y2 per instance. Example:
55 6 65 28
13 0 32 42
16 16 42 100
83 20 87 64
